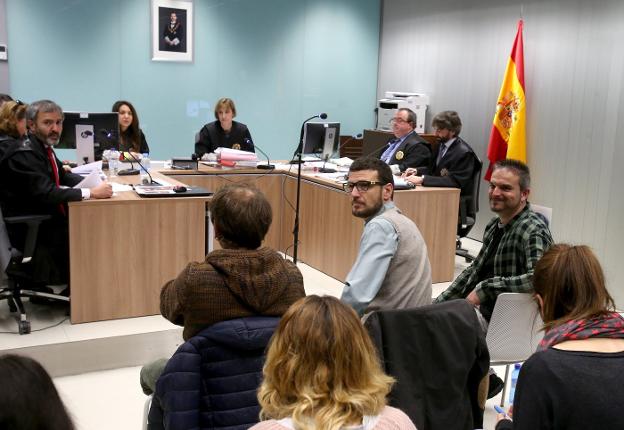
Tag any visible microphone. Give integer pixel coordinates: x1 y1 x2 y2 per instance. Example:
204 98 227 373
125 151 157 184
252 140 275 170
117 151 140 175
319 112 328 120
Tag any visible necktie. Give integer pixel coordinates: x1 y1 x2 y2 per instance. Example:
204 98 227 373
46 146 66 216
436 143 448 166
380 138 400 163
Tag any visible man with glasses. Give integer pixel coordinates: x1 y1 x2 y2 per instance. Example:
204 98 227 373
376 108 431 173
341 157 432 318
402 111 478 194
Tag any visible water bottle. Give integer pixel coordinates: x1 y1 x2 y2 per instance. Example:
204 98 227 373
141 153 151 183
508 363 522 404
108 150 120 177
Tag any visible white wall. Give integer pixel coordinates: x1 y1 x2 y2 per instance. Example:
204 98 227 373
379 0 624 306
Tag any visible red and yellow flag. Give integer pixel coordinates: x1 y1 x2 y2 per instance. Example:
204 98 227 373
485 20 526 180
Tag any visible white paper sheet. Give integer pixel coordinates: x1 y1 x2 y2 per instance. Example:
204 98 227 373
73 170 103 189
71 160 102 175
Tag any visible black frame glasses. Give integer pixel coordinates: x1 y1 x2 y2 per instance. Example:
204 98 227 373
343 181 385 193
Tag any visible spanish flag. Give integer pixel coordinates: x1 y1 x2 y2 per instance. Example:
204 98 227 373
485 20 526 180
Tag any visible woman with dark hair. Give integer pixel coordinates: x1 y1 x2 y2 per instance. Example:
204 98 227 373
252 295 416 430
0 354 75 430
112 100 150 154
194 97 254 158
496 244 624 430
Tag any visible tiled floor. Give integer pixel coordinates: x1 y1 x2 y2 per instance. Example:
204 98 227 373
2 239 510 430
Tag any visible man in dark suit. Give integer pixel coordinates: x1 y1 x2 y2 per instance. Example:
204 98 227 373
376 108 431 173
403 110 478 196
0 100 112 287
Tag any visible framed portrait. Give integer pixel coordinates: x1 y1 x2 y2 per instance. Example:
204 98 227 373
151 0 193 62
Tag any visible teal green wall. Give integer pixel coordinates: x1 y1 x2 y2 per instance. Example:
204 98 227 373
7 0 380 160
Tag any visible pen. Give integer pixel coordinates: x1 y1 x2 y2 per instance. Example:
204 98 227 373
494 405 511 420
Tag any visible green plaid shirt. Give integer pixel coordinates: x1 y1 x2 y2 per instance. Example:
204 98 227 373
435 204 553 313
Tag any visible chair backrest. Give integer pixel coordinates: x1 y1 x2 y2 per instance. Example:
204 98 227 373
486 293 544 364
530 204 552 227
0 206 12 278
466 155 483 213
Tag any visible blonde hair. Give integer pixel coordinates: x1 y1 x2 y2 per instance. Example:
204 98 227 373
0 101 27 138
258 295 394 430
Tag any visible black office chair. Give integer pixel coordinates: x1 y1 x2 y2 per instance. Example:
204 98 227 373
0 207 69 334
456 156 483 262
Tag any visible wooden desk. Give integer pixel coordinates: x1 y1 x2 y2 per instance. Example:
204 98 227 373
68 172 210 323
167 165 459 283
68 166 458 323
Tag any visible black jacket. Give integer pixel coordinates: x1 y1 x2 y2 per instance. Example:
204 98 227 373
148 316 279 430
194 120 254 157
422 136 478 195
375 130 432 173
365 300 489 430
0 134 83 217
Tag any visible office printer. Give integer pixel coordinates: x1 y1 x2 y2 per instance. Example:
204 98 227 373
377 91 429 133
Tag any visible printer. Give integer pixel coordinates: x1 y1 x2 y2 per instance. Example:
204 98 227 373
377 91 430 133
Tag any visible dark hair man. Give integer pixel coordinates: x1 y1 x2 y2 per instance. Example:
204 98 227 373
141 184 306 394
376 108 432 174
434 159 552 398
434 159 552 318
0 99 112 287
341 157 431 317
403 110 479 195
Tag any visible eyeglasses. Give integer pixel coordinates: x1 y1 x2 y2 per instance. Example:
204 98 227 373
390 117 407 124
343 181 384 193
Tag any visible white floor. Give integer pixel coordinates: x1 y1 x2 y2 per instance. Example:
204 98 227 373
2 238 511 430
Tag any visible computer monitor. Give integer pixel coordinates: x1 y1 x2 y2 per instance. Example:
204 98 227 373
302 122 340 159
57 112 119 162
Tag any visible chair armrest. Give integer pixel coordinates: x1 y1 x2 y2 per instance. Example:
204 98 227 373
4 214 51 261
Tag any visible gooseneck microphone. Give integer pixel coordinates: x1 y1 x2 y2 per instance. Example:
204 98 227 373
125 151 157 185
292 112 328 263
252 139 275 170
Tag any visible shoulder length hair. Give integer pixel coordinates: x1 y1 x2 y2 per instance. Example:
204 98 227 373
0 101 27 138
112 100 141 152
533 243 616 329
257 295 394 430
0 354 75 430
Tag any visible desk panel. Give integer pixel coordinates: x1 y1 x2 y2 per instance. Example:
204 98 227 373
68 175 209 323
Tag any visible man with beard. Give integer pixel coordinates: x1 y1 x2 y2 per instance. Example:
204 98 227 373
0 100 112 288
434 159 552 397
434 159 552 319
340 157 431 318
402 110 478 194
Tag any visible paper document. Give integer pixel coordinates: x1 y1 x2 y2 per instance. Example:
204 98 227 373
215 147 258 161
111 183 133 193
73 170 103 189
71 160 102 175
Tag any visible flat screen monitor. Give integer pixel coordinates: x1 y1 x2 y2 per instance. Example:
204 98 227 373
57 112 119 162
302 122 340 159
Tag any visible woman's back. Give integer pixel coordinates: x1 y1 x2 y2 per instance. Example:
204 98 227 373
250 406 416 430
512 347 624 429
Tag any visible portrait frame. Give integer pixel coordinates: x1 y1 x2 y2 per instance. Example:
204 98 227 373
151 0 193 62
